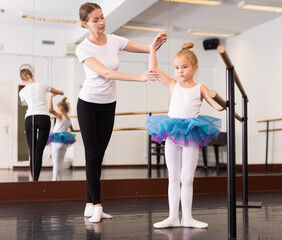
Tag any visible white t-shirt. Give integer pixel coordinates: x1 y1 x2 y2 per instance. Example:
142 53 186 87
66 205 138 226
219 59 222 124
19 82 51 118
76 34 129 104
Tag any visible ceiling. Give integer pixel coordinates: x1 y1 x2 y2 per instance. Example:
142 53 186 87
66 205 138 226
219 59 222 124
0 0 281 41
114 0 282 40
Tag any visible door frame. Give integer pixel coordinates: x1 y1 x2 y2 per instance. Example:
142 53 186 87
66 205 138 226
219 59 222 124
0 82 13 169
12 82 30 167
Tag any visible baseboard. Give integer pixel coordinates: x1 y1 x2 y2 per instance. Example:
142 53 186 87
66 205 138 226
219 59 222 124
220 163 282 173
13 165 165 170
1 174 282 203
13 164 282 172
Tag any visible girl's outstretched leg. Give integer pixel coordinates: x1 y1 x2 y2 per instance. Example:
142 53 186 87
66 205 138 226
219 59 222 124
154 138 181 229
181 142 208 228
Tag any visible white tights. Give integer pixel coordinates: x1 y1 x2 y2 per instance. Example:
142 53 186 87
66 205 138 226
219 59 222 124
154 138 208 229
51 143 67 181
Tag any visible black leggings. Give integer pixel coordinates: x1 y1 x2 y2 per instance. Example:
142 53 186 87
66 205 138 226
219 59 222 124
25 115 51 181
77 98 116 205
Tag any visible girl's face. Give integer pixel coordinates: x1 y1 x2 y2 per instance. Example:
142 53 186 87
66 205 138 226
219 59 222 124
83 9 106 34
173 56 198 82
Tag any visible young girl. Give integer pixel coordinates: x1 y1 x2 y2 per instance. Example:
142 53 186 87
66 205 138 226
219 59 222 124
47 94 77 181
146 34 223 229
19 64 64 181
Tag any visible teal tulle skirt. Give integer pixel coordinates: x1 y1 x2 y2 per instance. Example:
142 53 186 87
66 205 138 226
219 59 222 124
47 132 76 146
145 115 221 147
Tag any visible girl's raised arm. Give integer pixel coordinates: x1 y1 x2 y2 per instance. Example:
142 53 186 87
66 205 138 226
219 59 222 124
49 93 62 120
149 33 176 92
201 85 224 111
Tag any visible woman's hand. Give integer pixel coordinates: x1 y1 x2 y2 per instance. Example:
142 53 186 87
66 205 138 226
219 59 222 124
139 70 160 82
50 93 57 98
151 32 167 50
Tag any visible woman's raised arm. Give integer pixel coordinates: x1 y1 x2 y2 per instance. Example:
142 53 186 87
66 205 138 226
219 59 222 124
123 32 167 53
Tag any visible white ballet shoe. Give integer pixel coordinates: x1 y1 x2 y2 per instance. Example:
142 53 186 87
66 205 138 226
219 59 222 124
101 212 113 219
84 205 113 219
153 218 180 229
89 206 103 223
181 218 208 229
84 205 94 217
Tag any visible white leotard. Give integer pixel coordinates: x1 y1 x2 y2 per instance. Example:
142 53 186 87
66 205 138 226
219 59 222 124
53 116 71 133
168 82 202 119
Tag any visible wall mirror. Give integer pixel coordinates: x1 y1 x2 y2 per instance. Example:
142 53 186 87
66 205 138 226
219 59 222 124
0 0 281 182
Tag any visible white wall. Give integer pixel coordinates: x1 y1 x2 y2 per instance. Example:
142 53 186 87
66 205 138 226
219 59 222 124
2 16 281 168
214 16 282 165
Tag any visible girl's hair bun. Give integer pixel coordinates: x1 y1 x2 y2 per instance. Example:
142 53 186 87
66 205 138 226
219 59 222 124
62 97 68 102
182 42 194 50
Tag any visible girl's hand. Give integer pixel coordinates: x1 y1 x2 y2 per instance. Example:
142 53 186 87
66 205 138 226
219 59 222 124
50 93 57 98
151 32 167 50
139 70 160 82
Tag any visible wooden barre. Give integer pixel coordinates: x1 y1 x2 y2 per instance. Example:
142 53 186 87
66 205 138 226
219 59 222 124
115 110 168 116
25 127 147 134
217 45 248 100
257 118 282 123
209 90 243 122
68 110 168 119
113 127 146 131
259 128 282 133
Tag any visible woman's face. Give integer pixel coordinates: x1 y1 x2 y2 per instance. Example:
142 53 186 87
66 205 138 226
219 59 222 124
84 8 106 34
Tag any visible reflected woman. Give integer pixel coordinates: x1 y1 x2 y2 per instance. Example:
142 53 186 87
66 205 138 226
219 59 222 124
19 64 64 181
76 3 167 223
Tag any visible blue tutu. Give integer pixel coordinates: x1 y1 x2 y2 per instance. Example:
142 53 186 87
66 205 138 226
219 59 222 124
145 115 221 147
47 132 76 146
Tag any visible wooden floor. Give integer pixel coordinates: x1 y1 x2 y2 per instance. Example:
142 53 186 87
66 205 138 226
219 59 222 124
0 192 281 239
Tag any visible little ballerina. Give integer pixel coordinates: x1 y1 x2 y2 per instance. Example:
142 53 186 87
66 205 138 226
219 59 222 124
47 94 77 181
146 33 223 229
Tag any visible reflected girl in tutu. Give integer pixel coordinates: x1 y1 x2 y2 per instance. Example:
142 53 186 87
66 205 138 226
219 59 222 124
47 94 78 181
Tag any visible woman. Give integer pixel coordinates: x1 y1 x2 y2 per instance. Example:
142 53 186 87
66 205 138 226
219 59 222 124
19 64 64 181
76 2 167 223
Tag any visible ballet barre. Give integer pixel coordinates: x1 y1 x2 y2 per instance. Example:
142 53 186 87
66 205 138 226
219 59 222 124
217 45 248 101
258 118 282 173
216 44 261 240
208 90 242 122
68 110 168 119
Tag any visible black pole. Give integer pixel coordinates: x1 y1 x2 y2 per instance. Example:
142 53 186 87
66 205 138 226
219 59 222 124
148 112 152 178
265 121 269 173
242 96 248 205
226 68 237 239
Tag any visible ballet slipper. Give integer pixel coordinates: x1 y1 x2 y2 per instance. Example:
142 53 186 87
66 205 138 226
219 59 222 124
101 212 113 219
181 218 208 229
89 206 103 223
84 205 113 219
153 218 180 229
84 205 94 217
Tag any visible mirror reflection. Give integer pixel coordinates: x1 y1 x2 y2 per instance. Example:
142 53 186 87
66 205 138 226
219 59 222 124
0 0 281 183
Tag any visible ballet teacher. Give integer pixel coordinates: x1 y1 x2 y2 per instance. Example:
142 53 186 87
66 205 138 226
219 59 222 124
75 2 167 223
